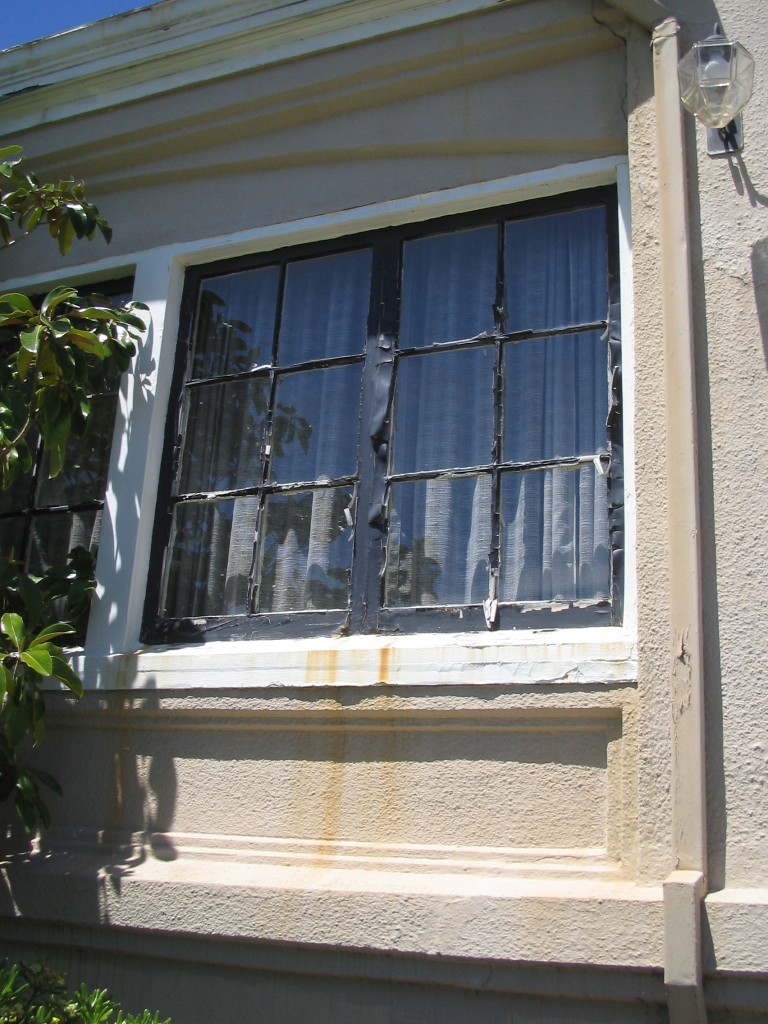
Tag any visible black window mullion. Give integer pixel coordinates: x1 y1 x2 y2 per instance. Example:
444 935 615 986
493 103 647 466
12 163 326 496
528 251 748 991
349 235 399 634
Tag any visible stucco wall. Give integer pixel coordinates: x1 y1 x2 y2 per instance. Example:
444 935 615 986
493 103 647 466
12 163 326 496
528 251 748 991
1 0 768 1019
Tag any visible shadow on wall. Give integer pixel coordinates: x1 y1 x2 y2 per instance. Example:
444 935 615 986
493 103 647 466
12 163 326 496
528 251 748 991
751 237 768 368
0 675 177 928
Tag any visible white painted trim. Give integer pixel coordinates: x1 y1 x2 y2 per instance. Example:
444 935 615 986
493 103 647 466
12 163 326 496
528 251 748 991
617 163 638 638
0 157 624 290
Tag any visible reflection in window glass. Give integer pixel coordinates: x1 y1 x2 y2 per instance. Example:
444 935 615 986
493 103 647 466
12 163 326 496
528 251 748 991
178 378 269 493
162 496 259 618
28 510 101 577
499 465 610 603
190 267 280 379
257 487 354 612
386 475 491 606
400 226 496 348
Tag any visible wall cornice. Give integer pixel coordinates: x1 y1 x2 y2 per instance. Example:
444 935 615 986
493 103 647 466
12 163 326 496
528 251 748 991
0 0 667 136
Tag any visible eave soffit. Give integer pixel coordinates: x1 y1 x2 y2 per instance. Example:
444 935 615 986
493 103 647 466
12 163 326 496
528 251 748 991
0 0 668 133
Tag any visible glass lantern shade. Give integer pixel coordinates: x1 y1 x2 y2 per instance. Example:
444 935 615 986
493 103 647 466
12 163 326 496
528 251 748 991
678 30 755 129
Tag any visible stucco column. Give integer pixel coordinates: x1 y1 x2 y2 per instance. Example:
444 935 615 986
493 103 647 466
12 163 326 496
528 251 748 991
652 15 708 1024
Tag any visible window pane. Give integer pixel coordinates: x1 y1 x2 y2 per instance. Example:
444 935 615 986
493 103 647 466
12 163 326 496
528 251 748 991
391 346 494 474
505 206 607 333
269 364 362 484
161 496 259 618
386 475 491 606
400 225 496 348
27 509 101 574
190 267 280 379
0 517 26 561
257 487 353 612
499 465 610 603
278 249 372 364
37 395 117 507
178 378 269 494
503 332 608 463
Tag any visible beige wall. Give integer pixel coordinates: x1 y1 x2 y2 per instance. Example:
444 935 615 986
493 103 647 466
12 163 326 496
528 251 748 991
1 0 768 1020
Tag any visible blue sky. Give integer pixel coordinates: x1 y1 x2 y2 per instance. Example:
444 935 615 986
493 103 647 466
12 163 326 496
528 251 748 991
2 1 163 51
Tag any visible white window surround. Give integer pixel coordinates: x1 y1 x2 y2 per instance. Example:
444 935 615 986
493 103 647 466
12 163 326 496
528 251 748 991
4 156 636 689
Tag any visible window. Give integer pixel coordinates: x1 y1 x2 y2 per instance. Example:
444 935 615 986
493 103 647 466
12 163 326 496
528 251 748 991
144 188 622 643
0 279 133 637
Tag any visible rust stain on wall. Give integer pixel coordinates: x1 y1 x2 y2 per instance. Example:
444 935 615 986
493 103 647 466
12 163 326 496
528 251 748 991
305 648 339 685
378 645 392 684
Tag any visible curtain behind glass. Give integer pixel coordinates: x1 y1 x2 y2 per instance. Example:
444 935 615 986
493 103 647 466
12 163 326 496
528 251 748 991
386 206 610 611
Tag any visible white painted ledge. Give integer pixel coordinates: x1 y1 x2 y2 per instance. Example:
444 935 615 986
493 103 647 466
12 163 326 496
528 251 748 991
72 626 637 690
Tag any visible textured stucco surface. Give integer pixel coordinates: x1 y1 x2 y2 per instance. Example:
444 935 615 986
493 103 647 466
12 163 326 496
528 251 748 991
1 0 768 1018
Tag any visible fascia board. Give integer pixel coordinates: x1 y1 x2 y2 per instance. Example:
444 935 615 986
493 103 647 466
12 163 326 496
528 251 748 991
0 0 668 133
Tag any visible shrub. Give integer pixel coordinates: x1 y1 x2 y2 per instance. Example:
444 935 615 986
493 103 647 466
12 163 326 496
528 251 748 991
0 962 170 1024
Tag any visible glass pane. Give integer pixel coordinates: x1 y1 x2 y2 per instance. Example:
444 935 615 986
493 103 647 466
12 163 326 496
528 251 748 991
190 266 280 379
0 517 26 561
392 346 494 474
503 332 608 463
27 509 101 574
499 465 610 603
257 487 353 612
385 475 491 607
178 378 269 494
400 225 497 348
38 395 117 507
161 496 259 618
279 249 372 364
269 364 362 484
505 206 607 333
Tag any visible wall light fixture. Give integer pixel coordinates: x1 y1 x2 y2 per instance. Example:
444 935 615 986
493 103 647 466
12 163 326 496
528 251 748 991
678 23 754 156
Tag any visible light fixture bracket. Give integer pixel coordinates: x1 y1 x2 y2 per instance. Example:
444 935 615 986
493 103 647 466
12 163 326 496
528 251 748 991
706 114 743 157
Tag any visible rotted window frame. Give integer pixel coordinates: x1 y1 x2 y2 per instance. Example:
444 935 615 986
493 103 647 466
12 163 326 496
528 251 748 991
142 187 623 644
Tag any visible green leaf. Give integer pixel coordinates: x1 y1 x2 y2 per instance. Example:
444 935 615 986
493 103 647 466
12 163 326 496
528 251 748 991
40 285 78 318
19 323 41 354
28 767 62 796
0 292 35 314
17 343 34 381
50 656 83 697
4 702 30 747
69 328 106 357
1 612 24 649
0 144 23 165
29 622 76 646
20 649 53 677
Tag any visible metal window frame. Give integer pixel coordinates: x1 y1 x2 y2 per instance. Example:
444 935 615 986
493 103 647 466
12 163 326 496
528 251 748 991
142 187 622 644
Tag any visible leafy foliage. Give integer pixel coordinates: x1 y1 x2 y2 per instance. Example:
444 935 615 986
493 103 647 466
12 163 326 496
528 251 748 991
0 962 171 1024
0 145 146 830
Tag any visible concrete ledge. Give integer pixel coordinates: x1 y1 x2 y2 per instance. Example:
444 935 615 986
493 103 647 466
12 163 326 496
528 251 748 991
0 850 663 969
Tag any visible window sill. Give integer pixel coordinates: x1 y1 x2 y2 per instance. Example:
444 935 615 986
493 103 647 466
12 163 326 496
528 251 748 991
76 626 637 690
